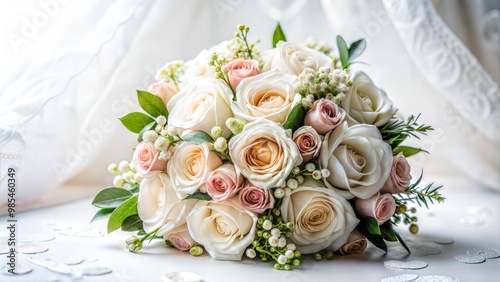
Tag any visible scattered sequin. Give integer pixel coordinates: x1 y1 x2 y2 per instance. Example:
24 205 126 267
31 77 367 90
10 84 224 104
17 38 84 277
19 233 55 243
467 248 500 259
409 244 441 257
384 260 428 270
1 264 32 275
459 217 484 227
164 271 202 282
85 255 99 262
416 275 460 282
57 225 103 238
60 254 84 265
454 254 486 264
18 243 49 254
381 274 419 282
431 236 454 245
82 266 113 276
41 220 72 230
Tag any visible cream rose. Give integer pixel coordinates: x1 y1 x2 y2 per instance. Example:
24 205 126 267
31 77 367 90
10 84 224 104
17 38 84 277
341 72 396 126
147 81 178 105
231 70 301 124
292 126 322 163
228 119 302 189
304 99 346 134
133 142 167 177
339 230 367 255
168 142 223 195
206 164 243 202
381 153 412 194
355 192 396 225
164 225 196 252
319 122 393 199
223 59 260 89
262 41 332 75
280 184 359 253
186 198 258 261
137 173 181 233
167 78 234 138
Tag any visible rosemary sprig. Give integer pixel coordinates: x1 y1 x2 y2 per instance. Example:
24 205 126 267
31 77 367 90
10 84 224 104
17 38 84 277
379 114 433 149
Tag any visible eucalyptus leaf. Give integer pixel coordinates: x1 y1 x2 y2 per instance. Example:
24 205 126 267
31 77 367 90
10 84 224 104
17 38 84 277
348 39 366 62
272 23 287 48
336 35 349 68
283 104 305 132
107 196 138 234
182 130 214 144
119 112 155 133
137 90 169 118
184 192 212 201
380 224 398 241
393 146 428 157
365 216 381 235
90 208 114 223
92 188 133 208
121 214 143 232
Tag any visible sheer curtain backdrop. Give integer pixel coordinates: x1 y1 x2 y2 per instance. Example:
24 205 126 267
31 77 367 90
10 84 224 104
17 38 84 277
0 0 498 205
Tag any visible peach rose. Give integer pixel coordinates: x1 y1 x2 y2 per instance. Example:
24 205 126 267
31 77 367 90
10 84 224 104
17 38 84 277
147 81 178 105
292 126 322 163
206 164 243 202
339 230 367 255
380 153 412 194
164 226 196 252
238 182 275 213
304 99 346 134
355 192 396 225
223 59 260 89
133 142 167 176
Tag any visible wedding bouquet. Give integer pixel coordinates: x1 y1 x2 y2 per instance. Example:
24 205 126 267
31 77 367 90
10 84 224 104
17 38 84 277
91 24 444 270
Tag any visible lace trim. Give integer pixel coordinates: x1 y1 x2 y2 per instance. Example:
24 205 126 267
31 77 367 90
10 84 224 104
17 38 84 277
382 0 500 140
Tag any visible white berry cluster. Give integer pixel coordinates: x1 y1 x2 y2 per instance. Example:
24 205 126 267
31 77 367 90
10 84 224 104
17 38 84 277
304 37 332 55
155 60 185 83
108 160 142 188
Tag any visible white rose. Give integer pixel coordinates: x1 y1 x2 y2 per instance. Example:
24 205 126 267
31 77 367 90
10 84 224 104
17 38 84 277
341 72 396 126
137 173 181 233
228 119 302 189
231 70 301 124
182 41 233 83
167 78 234 138
280 184 359 254
168 142 223 195
186 198 258 261
157 198 198 237
262 41 332 75
319 122 393 199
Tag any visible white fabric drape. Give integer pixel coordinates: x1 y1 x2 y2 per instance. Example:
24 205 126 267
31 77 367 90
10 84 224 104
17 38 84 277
1 0 498 205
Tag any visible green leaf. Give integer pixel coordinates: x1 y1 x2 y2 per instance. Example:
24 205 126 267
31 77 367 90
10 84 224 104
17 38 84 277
393 146 428 157
272 23 287 48
107 196 138 234
90 208 114 223
121 214 143 232
137 121 156 142
394 230 410 253
365 217 381 235
182 130 214 144
336 35 349 68
356 221 387 252
137 90 169 118
348 39 366 62
283 104 305 132
119 112 155 133
380 224 398 241
91 188 133 208
184 192 212 201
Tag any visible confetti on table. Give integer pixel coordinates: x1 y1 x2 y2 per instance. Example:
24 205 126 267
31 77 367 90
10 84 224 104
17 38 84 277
416 275 460 282
459 217 484 227
19 233 55 243
41 220 73 231
381 273 419 282
0 264 32 275
164 271 202 282
60 254 85 265
454 254 486 264
18 243 49 254
82 266 113 276
467 248 500 259
384 260 428 270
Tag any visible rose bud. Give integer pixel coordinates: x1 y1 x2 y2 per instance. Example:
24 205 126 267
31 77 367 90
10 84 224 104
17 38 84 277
147 81 178 105
339 230 367 255
239 182 275 213
222 59 260 89
292 126 322 163
304 99 345 134
355 192 396 225
206 164 243 202
380 153 412 194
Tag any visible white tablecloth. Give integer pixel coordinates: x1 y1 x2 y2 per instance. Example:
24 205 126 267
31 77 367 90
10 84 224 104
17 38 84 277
1 176 499 282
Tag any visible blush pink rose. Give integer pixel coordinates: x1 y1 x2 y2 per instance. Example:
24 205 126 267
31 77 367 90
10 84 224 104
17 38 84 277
380 153 412 194
206 164 244 202
238 182 275 213
304 99 346 134
355 192 396 225
339 230 367 255
223 59 260 89
165 228 196 252
292 126 322 163
147 81 178 105
133 141 167 176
